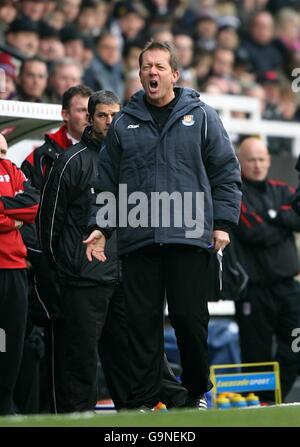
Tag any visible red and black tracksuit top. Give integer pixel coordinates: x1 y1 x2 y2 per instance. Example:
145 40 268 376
21 125 73 191
0 159 39 268
236 177 300 285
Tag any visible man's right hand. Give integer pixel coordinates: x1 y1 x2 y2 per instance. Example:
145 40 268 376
15 220 23 229
83 230 107 262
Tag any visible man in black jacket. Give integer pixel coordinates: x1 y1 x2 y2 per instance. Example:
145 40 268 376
236 137 300 401
20 85 92 413
84 42 242 410
39 90 189 412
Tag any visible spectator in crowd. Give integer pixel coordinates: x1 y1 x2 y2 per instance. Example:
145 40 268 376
211 46 235 78
42 0 56 17
0 52 17 100
174 32 197 89
242 82 266 115
76 0 101 37
123 69 143 104
60 0 81 24
276 8 300 54
46 58 83 104
216 16 240 51
269 85 298 155
84 41 241 410
0 0 17 41
83 32 124 101
45 7 66 31
60 25 85 65
5 17 40 58
237 0 269 27
19 0 47 23
194 50 213 90
279 87 298 122
267 0 300 14
123 41 143 73
16 57 48 103
93 0 109 35
257 70 283 119
38 22 65 63
235 137 300 401
256 70 293 154
233 48 256 85
193 12 218 52
150 26 173 44
0 133 39 415
239 11 284 76
112 2 146 48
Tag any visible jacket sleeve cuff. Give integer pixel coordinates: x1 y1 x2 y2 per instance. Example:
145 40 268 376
213 219 236 234
87 225 111 240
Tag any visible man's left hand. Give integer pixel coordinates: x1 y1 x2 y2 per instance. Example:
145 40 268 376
211 230 230 252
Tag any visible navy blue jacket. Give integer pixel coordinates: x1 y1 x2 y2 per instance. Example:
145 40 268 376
90 88 242 255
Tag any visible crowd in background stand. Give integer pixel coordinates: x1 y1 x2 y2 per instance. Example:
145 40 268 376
1 0 300 153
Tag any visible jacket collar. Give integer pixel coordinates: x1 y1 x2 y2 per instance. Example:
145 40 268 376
81 126 104 152
46 125 73 150
122 87 201 122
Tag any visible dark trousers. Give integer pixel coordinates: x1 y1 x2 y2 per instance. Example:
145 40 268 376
122 244 210 408
43 318 68 413
59 282 188 412
29 259 67 413
235 279 300 400
60 283 129 412
0 269 28 415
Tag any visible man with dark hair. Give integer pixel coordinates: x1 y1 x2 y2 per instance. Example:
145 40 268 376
85 41 242 410
39 89 190 412
39 90 124 412
20 84 92 413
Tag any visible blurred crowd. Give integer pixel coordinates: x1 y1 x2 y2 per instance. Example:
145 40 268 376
0 0 300 154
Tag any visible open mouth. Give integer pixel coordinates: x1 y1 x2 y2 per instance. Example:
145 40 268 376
149 80 159 92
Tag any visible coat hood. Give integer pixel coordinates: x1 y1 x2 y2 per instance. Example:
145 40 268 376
122 87 203 121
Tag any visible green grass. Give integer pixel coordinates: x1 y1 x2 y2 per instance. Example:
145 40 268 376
0 404 300 427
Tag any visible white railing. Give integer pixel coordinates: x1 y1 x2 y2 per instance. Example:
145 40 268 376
200 93 262 121
199 93 300 156
223 118 300 157
0 99 61 120
1 96 300 162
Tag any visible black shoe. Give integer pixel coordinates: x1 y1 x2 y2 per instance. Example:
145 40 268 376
185 394 208 410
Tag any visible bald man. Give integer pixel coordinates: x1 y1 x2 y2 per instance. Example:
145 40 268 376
235 137 300 401
0 134 39 415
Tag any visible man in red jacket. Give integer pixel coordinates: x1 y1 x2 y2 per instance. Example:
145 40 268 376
21 84 92 190
0 133 39 415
